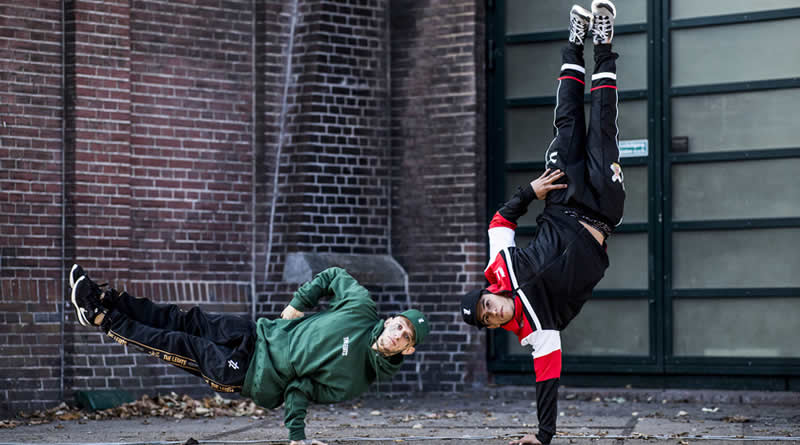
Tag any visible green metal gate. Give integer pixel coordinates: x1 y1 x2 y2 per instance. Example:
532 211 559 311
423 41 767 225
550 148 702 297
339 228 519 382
486 0 800 389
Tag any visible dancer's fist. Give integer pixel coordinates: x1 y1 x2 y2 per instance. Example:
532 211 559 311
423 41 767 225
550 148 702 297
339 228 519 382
281 305 304 320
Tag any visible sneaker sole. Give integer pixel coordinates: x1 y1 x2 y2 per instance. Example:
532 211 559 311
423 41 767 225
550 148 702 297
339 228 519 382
69 263 83 289
592 0 616 18
571 5 591 21
71 275 91 327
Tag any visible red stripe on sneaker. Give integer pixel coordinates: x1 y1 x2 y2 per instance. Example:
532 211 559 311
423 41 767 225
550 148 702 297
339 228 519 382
558 76 585 85
533 349 562 382
489 212 517 230
590 85 617 91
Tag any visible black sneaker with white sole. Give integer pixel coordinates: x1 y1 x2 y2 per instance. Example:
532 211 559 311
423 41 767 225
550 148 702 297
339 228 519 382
70 275 106 327
69 263 117 308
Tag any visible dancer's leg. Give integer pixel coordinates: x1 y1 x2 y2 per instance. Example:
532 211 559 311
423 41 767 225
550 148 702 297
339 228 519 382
69 269 256 393
584 1 625 226
70 265 254 344
108 290 255 345
544 41 589 206
101 309 254 393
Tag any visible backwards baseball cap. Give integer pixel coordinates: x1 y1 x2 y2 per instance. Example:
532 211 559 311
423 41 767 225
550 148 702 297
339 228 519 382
460 288 486 329
399 309 429 345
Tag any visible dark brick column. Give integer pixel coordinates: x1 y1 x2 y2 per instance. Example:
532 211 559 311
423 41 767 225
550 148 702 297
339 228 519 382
390 0 488 391
278 0 391 256
254 0 393 313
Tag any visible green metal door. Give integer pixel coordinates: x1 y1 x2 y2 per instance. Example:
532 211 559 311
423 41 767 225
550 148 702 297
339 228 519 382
486 0 800 389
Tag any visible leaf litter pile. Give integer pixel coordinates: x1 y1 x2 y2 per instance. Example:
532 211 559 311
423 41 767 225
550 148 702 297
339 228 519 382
0 393 270 429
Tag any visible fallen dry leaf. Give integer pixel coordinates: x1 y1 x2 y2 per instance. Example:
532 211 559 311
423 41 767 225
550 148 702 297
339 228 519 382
723 415 750 423
57 412 81 421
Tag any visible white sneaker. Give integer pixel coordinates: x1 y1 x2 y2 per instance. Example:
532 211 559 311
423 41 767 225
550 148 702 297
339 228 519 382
569 5 592 46
591 0 616 45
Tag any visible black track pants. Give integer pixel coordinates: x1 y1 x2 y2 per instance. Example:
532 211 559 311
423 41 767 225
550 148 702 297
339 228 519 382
543 43 626 227
101 292 256 393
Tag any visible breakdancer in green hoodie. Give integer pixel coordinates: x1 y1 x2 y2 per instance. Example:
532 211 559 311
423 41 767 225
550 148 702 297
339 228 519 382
68 265 429 445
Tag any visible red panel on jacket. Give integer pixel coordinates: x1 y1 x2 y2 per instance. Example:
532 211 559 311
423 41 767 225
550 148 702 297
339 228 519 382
489 212 517 230
485 252 512 294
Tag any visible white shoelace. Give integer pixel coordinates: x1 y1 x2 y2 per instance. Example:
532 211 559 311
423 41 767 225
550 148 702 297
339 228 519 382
569 16 589 43
593 16 612 42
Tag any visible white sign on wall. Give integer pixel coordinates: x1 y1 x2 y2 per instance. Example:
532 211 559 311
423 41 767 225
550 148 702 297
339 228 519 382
619 139 648 158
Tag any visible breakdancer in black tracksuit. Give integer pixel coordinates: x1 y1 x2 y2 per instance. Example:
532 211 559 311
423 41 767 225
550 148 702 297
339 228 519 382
461 2 625 444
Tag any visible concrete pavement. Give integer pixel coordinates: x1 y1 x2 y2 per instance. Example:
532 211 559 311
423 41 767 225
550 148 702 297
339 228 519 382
2 388 798 444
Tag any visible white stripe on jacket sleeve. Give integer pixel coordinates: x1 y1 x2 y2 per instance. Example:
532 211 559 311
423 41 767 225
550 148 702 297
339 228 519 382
487 226 515 264
530 330 561 359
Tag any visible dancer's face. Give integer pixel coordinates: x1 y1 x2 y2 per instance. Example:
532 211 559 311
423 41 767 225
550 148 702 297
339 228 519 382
477 293 515 329
374 316 416 356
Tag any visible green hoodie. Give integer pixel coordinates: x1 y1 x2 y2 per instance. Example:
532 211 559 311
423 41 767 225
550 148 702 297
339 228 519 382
241 267 404 441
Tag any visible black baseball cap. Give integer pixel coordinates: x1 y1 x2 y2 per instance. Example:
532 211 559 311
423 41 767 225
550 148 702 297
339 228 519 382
461 288 486 329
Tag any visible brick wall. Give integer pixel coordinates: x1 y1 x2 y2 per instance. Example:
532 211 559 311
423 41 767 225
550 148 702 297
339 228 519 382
0 0 487 415
0 0 65 414
63 0 257 406
129 0 254 284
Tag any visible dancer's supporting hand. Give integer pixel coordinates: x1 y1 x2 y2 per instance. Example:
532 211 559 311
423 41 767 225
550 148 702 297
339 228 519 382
530 168 567 200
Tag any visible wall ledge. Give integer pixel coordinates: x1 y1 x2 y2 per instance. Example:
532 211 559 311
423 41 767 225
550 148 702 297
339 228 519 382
282 252 407 286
